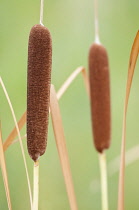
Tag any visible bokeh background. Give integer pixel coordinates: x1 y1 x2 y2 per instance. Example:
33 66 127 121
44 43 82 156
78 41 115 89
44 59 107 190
1 0 139 209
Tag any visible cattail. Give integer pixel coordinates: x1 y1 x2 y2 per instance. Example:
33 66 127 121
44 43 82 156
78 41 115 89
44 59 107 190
89 43 111 153
27 24 52 162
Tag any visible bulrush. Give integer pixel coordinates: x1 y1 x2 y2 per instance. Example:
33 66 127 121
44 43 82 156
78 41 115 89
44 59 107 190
89 43 111 153
27 24 52 162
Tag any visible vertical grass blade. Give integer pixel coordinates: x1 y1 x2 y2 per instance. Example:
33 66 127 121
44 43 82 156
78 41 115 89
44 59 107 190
118 30 139 210
0 77 33 208
50 84 78 210
0 126 12 210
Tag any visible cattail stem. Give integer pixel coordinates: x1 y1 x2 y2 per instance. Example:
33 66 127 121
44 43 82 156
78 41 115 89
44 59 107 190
94 0 100 44
99 152 108 210
32 161 39 210
40 0 44 25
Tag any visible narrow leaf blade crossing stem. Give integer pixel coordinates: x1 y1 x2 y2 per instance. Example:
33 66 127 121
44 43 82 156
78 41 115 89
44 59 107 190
99 152 108 210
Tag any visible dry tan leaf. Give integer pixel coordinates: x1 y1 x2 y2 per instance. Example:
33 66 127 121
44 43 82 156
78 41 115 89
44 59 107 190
50 85 78 210
0 126 12 210
11 134 27 145
4 67 89 151
57 66 89 99
0 77 32 208
125 30 139 112
3 112 26 151
1 66 90 209
118 31 139 210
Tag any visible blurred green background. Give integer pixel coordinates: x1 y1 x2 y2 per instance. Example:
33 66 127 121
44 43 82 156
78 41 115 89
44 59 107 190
1 0 139 209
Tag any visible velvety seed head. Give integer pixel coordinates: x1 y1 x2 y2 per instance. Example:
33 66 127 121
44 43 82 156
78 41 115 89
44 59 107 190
27 24 52 162
89 43 111 153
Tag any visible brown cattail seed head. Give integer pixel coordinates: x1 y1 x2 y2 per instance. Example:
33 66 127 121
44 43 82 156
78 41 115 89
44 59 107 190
27 24 52 162
89 43 111 153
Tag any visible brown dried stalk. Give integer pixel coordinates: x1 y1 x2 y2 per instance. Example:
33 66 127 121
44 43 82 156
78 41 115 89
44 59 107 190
118 30 139 210
3 112 26 151
0 125 12 210
50 84 78 210
0 77 32 208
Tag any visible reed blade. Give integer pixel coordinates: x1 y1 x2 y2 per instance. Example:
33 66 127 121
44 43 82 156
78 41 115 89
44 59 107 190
3 112 26 151
0 126 12 210
50 84 78 210
118 30 139 210
0 77 33 208
57 66 89 99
